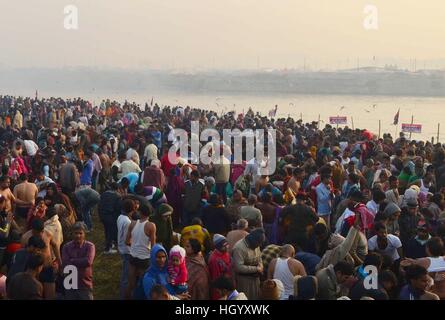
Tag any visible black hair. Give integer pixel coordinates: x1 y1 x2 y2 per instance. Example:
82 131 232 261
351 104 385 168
191 170 200 178
378 270 398 287
191 217 202 225
109 182 119 191
46 206 57 218
26 253 44 270
122 199 135 214
27 235 46 249
432 193 444 206
212 276 236 291
188 238 202 255
293 167 304 176
31 219 44 232
139 203 153 217
372 190 386 202
388 175 398 183
134 183 144 195
380 254 393 270
374 221 387 233
426 237 445 256
363 252 383 269
313 223 328 237
348 173 360 184
120 177 130 186
404 264 428 282
333 261 354 276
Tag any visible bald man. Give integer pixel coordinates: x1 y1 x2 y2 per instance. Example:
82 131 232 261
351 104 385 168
267 244 307 300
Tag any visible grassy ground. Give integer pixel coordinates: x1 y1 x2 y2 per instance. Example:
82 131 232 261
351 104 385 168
88 213 121 300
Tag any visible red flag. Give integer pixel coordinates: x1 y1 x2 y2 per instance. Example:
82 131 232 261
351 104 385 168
393 108 400 125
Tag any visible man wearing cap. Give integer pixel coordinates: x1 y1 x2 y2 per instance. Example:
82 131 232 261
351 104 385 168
208 234 231 299
151 203 174 252
404 221 431 259
232 228 265 300
399 199 424 247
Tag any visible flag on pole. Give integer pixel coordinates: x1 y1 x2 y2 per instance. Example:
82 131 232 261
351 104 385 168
269 105 278 117
35 90 38 100
150 96 154 106
393 108 400 125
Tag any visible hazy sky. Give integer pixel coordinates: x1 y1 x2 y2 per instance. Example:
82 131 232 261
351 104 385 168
1 0 444 70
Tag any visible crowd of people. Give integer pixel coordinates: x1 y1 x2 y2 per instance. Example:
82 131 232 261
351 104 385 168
0 94 445 300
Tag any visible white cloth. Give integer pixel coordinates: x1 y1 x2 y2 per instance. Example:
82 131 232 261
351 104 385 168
117 214 132 255
273 258 295 300
120 160 142 177
366 200 379 217
130 220 151 260
144 144 158 162
368 234 402 262
126 148 140 166
24 140 39 157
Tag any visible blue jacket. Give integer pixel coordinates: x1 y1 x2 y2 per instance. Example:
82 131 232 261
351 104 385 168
316 183 332 215
142 244 175 299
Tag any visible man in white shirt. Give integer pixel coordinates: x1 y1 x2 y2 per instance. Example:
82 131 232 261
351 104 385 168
368 222 403 263
366 189 386 216
244 158 260 194
117 199 135 299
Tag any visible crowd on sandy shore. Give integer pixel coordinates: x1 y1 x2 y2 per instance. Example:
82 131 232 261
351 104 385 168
0 94 445 300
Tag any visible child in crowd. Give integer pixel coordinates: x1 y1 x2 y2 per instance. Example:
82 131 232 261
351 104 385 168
167 245 188 294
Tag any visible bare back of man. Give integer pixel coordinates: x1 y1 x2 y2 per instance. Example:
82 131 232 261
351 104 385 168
14 181 38 207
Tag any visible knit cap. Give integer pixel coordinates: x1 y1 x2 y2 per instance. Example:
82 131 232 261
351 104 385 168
383 202 401 218
213 234 228 250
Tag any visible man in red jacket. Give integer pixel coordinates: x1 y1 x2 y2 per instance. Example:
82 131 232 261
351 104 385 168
208 234 231 300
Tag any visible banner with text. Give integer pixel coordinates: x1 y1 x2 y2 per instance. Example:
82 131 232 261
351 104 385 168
329 116 347 125
401 123 422 133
